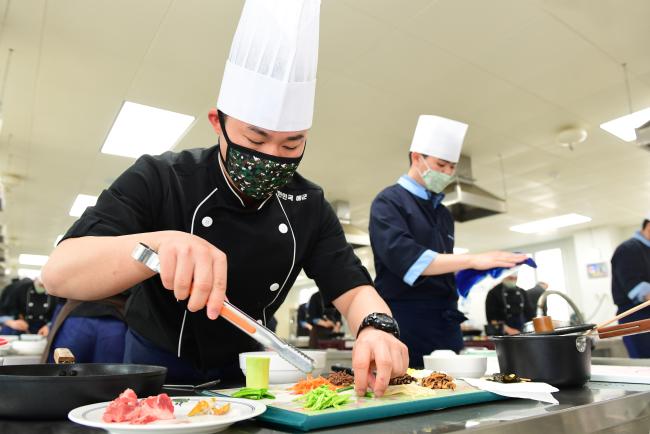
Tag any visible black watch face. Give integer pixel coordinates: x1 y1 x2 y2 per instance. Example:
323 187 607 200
358 313 399 338
374 313 392 327
370 313 399 337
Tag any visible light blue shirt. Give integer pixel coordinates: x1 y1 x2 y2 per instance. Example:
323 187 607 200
397 175 445 208
395 175 446 286
632 230 650 248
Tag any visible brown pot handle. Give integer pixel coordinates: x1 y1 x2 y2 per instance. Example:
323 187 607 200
53 348 75 364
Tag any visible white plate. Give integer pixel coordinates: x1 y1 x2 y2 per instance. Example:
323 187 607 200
10 339 46 355
68 396 266 434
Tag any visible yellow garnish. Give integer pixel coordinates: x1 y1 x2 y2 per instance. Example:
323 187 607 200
188 399 231 417
212 403 230 415
188 400 210 416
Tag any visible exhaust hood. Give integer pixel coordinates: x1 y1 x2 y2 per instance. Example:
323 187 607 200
442 155 507 222
331 200 371 248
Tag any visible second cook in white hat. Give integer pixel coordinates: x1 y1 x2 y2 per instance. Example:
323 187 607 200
369 114 527 367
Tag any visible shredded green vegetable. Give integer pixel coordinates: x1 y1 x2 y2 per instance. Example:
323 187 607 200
296 385 351 411
231 387 276 400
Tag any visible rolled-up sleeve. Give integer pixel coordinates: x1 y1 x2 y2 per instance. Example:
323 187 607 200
612 243 650 303
369 194 437 286
629 282 650 303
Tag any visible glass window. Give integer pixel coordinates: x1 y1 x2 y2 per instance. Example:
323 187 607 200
533 248 570 321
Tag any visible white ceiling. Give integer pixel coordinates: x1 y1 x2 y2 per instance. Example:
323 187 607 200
1 0 650 272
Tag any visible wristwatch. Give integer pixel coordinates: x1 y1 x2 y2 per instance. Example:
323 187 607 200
357 312 400 339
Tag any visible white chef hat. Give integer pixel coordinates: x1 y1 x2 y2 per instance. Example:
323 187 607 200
217 0 320 132
409 115 469 163
646 211 650 221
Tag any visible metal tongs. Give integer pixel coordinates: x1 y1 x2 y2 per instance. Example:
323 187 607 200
131 242 315 374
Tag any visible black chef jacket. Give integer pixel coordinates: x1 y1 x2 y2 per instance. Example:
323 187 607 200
485 284 536 331
62 145 372 370
307 291 342 324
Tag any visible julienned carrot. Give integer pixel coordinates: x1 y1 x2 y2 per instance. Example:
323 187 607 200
288 375 337 394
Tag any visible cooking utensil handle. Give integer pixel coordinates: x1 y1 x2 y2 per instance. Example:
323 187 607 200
597 318 650 339
220 302 258 335
595 299 650 329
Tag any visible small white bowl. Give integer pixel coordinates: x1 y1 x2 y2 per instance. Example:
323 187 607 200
430 349 457 358
11 339 47 355
19 334 45 342
239 350 326 384
423 354 487 378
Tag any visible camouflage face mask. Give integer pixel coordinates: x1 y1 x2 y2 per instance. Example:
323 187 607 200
219 111 303 200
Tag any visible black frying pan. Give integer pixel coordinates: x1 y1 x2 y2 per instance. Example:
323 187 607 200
0 363 166 419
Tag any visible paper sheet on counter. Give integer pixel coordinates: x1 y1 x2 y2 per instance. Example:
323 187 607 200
463 377 559 404
590 365 650 384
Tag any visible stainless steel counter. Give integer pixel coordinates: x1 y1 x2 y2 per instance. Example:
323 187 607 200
2 381 648 434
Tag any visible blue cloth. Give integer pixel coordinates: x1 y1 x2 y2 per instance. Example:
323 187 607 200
123 328 244 386
369 179 456 304
388 299 465 368
47 304 127 363
456 258 538 298
619 308 650 358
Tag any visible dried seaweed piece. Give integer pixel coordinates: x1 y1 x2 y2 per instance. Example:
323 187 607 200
326 371 355 387
389 374 417 385
421 372 456 390
487 373 530 383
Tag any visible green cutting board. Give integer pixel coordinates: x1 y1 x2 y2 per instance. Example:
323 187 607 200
204 381 505 431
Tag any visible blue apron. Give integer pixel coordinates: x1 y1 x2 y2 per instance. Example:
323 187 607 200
619 308 650 358
46 303 127 363
123 328 244 386
389 299 465 368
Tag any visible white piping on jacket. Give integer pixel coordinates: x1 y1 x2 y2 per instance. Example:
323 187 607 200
262 193 296 325
177 186 220 358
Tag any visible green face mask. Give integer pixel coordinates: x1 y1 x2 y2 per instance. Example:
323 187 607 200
418 158 455 194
